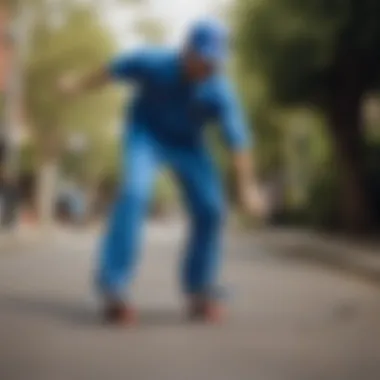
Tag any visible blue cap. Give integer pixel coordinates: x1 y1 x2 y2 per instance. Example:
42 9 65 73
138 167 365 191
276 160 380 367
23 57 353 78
186 19 229 64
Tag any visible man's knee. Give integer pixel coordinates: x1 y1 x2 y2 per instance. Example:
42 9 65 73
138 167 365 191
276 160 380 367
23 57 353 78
112 185 149 222
195 198 225 229
119 174 151 204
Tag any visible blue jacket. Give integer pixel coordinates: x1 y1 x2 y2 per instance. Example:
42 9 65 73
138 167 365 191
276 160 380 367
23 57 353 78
108 48 250 150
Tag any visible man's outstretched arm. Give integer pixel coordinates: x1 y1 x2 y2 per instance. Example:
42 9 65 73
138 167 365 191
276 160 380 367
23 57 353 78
58 67 110 96
58 51 146 96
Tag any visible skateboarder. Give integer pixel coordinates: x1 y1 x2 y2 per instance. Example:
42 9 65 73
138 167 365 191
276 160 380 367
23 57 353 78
59 20 264 325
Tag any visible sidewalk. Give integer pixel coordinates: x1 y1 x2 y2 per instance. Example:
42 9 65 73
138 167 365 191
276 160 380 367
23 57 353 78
2 220 380 284
0 224 45 253
248 228 380 283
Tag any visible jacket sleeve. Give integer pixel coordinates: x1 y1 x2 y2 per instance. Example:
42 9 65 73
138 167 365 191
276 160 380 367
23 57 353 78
214 80 252 151
108 50 147 81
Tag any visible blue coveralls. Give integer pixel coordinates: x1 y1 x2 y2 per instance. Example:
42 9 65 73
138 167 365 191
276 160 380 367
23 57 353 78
96 49 249 300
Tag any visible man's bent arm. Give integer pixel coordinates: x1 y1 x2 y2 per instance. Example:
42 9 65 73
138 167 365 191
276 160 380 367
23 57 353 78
216 82 254 185
214 80 264 213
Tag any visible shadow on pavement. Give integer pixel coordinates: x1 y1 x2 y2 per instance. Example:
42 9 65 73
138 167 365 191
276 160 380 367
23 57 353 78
0 294 187 328
0 294 98 326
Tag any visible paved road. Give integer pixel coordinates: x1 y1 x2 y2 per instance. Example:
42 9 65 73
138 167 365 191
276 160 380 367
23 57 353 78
1 224 380 380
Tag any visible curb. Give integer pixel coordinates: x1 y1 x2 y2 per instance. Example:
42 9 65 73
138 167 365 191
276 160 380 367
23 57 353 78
249 228 380 284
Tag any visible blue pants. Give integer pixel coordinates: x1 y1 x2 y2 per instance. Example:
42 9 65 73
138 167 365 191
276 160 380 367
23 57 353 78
96 128 225 300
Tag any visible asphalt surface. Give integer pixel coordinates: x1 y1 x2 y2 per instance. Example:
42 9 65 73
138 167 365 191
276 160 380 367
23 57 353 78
1 223 380 380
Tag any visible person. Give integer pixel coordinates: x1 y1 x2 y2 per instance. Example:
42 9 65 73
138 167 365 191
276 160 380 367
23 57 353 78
58 20 265 325
0 140 19 229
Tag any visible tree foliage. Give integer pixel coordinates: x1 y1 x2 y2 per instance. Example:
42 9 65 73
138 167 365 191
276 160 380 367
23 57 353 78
24 1 123 180
234 0 380 105
135 17 167 44
233 0 380 230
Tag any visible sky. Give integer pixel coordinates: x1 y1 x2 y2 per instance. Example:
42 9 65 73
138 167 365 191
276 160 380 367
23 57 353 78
101 0 231 49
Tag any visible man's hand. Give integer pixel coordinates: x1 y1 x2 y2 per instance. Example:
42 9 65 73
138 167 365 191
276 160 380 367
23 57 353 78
237 181 269 218
232 150 269 218
57 68 110 98
57 74 81 97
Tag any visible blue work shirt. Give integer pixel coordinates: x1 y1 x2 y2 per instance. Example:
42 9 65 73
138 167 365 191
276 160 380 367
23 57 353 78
108 48 250 150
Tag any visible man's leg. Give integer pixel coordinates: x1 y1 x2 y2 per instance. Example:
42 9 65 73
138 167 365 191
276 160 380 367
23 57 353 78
170 147 226 311
96 129 159 311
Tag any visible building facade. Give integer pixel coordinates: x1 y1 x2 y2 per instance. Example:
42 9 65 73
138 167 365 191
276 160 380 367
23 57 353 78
0 5 12 93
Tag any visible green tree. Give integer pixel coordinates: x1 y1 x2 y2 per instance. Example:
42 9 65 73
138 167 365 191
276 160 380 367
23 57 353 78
234 0 380 231
135 16 166 44
23 0 121 224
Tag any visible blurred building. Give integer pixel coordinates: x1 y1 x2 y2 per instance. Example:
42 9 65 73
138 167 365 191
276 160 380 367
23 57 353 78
0 5 12 93
1 4 30 146
0 4 11 170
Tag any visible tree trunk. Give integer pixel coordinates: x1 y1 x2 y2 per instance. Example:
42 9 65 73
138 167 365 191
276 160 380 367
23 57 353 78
328 91 373 232
36 158 59 228
35 131 62 229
